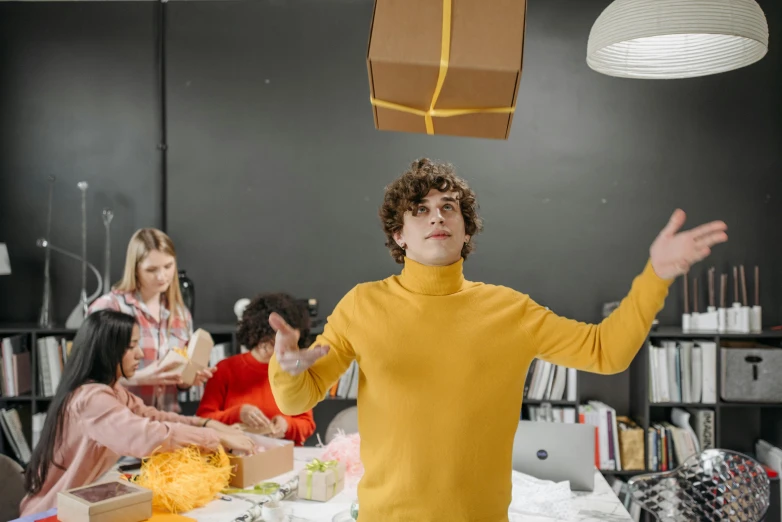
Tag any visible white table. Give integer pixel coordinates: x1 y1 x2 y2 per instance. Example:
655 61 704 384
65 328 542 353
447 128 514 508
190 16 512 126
186 448 633 522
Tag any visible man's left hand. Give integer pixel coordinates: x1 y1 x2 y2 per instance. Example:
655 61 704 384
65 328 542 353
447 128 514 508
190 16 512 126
650 209 728 280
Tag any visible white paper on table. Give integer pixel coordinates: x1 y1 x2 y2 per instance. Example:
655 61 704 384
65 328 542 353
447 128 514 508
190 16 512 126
508 470 578 521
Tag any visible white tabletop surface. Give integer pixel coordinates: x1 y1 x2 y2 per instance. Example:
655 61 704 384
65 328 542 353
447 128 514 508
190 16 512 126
182 447 632 522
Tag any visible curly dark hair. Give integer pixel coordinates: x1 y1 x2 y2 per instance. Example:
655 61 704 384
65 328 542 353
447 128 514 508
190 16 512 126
236 293 310 349
379 158 483 264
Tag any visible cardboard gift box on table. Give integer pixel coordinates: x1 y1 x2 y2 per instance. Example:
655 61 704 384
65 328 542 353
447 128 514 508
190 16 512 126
159 328 213 386
297 458 346 502
228 434 294 488
367 0 527 140
57 479 152 522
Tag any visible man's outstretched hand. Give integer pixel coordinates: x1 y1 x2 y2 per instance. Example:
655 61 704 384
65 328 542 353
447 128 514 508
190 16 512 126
269 312 330 376
650 209 728 280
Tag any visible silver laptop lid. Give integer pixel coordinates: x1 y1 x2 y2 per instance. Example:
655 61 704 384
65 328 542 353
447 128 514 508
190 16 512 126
512 420 595 491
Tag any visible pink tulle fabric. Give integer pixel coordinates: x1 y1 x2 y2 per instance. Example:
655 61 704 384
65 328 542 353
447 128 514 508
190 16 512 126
319 430 364 486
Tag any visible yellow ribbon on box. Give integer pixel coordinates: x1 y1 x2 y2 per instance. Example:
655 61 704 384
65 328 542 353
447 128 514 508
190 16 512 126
370 0 516 135
304 458 340 498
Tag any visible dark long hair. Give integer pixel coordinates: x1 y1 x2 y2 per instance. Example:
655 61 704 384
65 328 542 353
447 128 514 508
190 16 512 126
24 310 137 494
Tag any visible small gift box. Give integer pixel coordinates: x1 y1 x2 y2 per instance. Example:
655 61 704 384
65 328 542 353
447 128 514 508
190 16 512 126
57 479 152 522
159 328 213 386
297 458 345 502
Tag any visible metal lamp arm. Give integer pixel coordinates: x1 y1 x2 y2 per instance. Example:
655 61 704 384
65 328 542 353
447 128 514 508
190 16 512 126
36 239 103 302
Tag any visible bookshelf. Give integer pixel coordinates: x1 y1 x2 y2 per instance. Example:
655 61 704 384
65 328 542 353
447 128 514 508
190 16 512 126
624 326 782 521
631 327 782 464
0 325 77 465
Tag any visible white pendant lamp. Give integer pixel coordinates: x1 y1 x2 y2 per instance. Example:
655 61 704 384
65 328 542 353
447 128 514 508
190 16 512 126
587 0 769 79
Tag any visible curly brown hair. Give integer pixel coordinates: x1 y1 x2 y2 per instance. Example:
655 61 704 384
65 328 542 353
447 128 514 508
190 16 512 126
379 158 483 264
236 293 310 349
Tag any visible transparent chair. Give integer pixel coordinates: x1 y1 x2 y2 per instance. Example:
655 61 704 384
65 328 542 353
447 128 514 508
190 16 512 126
627 448 771 521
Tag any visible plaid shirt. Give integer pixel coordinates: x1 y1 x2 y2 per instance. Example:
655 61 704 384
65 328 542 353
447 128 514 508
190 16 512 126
88 290 193 412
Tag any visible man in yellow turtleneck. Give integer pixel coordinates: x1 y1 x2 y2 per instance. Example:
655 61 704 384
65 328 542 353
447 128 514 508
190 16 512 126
268 158 728 522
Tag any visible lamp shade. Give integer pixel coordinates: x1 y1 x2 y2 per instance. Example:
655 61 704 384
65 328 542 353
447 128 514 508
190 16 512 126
587 0 769 79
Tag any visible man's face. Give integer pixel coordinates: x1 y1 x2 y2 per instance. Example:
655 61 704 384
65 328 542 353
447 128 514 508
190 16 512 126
393 188 469 267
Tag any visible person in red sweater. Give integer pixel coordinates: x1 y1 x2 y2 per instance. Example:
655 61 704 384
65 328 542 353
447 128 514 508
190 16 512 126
197 293 316 445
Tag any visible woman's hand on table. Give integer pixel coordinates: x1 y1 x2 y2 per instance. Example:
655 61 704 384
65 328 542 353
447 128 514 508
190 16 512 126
218 432 257 455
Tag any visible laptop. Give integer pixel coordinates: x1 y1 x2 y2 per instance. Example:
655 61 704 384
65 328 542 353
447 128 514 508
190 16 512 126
511 420 595 491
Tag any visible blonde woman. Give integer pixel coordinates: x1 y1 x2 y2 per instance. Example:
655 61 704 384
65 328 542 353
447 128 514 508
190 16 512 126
88 228 214 412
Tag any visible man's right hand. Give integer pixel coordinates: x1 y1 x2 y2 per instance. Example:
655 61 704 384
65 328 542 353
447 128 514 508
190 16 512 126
240 404 272 431
124 359 182 386
268 312 329 376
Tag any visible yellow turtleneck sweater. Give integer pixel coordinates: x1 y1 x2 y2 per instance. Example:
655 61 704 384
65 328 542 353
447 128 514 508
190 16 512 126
269 257 671 522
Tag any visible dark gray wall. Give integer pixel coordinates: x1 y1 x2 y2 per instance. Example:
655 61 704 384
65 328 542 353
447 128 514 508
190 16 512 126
163 0 782 407
0 2 161 325
166 0 782 324
1 0 781 411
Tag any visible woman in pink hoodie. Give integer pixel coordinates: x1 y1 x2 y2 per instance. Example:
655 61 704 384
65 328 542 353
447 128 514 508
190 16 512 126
20 310 255 516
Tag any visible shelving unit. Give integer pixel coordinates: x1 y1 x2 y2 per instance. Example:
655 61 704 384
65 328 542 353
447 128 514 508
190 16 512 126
523 399 579 407
0 325 78 463
631 327 782 463
624 326 782 521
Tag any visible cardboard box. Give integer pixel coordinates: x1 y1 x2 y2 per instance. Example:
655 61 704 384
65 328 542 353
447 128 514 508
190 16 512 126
57 480 152 522
297 459 346 502
366 0 527 140
228 434 294 488
160 328 214 386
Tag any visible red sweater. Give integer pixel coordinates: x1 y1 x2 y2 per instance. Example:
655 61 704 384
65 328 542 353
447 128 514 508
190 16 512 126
196 352 316 445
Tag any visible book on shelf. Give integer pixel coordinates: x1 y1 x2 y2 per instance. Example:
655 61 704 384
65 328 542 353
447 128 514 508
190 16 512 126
32 412 46 450
2 334 32 397
0 407 31 464
647 407 711 472
578 401 643 471
648 340 716 404
325 360 358 400
526 403 576 423
523 359 577 402
35 335 73 398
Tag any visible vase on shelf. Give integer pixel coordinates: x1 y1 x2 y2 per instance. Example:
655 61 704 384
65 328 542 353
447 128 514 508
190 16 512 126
178 269 195 315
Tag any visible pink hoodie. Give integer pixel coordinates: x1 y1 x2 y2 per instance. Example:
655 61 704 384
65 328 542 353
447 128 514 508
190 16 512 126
20 383 220 516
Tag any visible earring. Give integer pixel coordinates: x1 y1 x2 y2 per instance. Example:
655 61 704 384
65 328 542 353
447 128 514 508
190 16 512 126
400 243 406 249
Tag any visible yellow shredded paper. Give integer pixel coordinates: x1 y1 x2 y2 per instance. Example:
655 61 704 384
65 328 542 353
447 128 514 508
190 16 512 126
132 446 232 513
